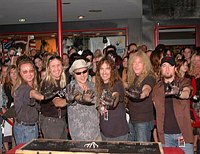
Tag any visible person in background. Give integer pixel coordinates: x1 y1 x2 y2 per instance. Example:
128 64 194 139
103 45 117 57
128 43 137 52
82 49 95 81
150 49 164 82
141 44 147 53
164 48 174 57
122 43 137 58
182 47 193 64
33 55 43 82
0 82 4 153
4 48 17 65
95 57 129 141
105 49 123 77
175 58 190 78
34 55 43 73
68 46 77 57
126 50 156 142
30 49 37 60
92 49 103 74
3 65 17 151
62 53 70 71
152 56 193 154
0 70 8 152
1 65 8 85
189 52 200 153
145 49 152 58
122 56 129 89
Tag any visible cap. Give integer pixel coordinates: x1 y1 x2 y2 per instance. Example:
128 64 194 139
161 56 176 66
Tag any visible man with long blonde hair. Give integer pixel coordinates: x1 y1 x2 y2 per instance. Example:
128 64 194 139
126 50 156 142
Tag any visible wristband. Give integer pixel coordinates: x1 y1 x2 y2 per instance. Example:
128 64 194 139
176 90 182 97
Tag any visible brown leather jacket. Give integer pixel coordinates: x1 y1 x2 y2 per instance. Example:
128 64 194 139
152 77 193 144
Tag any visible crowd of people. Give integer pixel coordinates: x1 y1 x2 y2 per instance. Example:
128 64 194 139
0 41 200 154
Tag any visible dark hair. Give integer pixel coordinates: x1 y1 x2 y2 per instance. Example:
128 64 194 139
155 44 165 52
34 55 42 62
104 45 117 56
69 52 82 66
82 49 94 61
128 43 137 51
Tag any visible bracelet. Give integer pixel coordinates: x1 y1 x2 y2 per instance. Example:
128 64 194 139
176 90 182 97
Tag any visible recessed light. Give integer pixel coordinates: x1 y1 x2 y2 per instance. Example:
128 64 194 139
78 15 85 19
19 18 26 22
62 2 71 5
89 10 102 13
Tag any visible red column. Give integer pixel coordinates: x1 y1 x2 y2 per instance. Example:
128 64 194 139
57 0 63 58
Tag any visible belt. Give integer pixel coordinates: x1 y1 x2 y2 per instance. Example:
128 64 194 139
16 120 38 126
42 115 66 119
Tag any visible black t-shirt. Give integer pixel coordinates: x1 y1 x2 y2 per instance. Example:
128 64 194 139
163 82 181 134
40 80 67 118
128 75 155 123
100 80 129 138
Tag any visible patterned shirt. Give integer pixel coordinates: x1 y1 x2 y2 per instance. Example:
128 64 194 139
67 80 101 141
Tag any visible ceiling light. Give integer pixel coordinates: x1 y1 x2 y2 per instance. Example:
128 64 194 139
78 15 85 19
62 2 71 5
89 10 102 13
18 18 26 22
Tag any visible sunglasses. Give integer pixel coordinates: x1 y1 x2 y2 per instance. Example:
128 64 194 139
48 55 61 62
74 69 88 75
21 69 35 74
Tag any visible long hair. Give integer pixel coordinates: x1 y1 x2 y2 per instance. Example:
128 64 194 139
5 65 17 90
12 56 38 96
128 50 155 87
150 49 163 81
175 58 189 78
95 57 121 98
41 54 66 88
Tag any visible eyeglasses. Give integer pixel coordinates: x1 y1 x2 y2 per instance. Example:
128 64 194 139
48 55 61 63
21 69 35 74
74 69 88 75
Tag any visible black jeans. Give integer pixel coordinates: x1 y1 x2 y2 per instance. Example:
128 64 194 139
40 115 68 139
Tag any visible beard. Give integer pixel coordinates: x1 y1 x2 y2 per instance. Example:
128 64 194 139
163 74 173 79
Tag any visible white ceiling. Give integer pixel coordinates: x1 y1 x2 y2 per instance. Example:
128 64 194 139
0 0 142 25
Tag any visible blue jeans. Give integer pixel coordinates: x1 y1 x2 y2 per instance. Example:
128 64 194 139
130 120 154 142
164 133 194 154
14 122 38 145
0 125 2 150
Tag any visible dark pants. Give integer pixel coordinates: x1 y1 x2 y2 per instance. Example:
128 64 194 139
40 115 68 139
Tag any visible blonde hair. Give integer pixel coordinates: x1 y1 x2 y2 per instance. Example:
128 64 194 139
5 65 17 89
127 50 155 87
41 55 66 89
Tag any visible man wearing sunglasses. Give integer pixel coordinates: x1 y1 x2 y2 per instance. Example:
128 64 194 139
54 59 101 141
